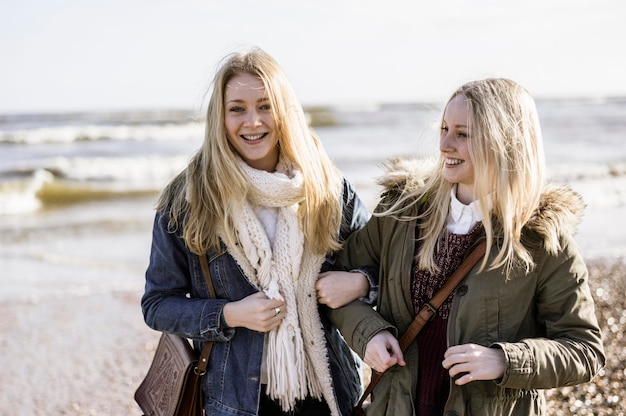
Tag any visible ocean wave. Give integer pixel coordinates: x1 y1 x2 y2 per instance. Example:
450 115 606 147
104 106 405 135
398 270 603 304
0 169 157 215
0 121 205 145
0 156 188 215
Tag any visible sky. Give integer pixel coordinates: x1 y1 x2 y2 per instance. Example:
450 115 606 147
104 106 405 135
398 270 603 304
1 0 625 113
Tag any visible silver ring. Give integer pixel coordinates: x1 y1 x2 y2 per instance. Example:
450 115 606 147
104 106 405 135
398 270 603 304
274 307 281 316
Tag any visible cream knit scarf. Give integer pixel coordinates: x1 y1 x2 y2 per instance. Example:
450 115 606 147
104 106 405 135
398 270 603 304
220 158 339 415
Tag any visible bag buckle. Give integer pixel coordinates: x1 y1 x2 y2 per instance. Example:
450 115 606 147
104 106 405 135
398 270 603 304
424 302 438 321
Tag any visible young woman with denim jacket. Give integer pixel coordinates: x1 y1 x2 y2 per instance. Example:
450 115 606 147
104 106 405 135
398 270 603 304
141 48 372 416
327 79 605 415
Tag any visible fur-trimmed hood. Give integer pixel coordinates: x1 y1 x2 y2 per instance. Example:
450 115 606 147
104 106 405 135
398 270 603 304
377 156 586 246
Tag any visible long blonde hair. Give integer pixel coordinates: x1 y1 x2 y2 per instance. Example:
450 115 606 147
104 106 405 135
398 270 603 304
381 78 545 273
158 47 344 256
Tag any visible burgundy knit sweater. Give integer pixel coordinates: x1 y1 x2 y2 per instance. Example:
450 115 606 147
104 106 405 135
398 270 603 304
411 223 483 415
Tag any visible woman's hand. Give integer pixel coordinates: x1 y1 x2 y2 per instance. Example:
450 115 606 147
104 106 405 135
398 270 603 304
316 271 369 309
442 343 506 385
364 331 406 373
222 292 285 332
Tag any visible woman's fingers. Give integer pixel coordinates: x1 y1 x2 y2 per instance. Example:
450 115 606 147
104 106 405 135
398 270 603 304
364 331 406 373
225 292 286 332
442 343 506 385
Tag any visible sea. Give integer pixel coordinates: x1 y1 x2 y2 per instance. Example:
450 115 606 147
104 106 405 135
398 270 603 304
1 98 626 302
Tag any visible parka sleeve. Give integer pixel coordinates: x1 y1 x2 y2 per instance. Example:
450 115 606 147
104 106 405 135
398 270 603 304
327 203 397 357
141 212 231 342
493 235 605 389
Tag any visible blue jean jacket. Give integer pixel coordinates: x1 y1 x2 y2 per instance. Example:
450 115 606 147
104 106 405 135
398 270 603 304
141 179 371 416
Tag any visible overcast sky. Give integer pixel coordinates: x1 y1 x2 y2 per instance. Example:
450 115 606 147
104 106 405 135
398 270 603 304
1 0 625 113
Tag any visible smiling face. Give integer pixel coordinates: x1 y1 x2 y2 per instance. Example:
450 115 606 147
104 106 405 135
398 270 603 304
224 72 279 172
440 94 475 204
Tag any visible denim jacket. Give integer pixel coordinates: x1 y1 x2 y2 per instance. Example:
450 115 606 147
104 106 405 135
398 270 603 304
141 178 370 416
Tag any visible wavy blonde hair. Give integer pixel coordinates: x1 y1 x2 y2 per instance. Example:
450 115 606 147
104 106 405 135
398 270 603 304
381 78 545 273
157 47 344 256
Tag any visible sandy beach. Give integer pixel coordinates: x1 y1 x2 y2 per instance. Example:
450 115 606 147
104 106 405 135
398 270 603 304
0 291 157 415
0 193 624 416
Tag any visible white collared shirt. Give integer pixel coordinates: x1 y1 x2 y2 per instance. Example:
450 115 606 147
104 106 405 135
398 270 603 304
446 186 485 234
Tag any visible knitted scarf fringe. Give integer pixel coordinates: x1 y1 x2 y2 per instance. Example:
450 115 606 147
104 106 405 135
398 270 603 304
219 158 338 414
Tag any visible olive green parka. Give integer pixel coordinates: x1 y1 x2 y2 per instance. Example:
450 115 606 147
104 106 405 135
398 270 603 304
329 158 605 416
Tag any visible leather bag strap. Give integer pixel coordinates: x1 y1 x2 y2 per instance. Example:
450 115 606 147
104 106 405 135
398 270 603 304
355 240 488 409
199 254 217 298
196 254 217 375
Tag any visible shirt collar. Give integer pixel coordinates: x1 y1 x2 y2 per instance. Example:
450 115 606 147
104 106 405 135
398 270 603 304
449 185 485 223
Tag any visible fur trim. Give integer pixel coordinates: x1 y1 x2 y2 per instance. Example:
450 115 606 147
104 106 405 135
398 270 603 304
376 156 435 192
526 182 586 253
377 157 586 248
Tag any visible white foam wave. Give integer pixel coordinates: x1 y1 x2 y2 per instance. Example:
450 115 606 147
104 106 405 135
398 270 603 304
0 121 204 144
0 169 53 215
0 156 188 215
44 155 188 185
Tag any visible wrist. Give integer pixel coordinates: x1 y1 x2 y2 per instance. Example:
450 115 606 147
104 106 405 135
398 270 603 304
350 271 370 298
220 306 230 328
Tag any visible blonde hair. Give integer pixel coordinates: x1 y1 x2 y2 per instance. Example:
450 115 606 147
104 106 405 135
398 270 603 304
381 78 545 273
158 47 344 256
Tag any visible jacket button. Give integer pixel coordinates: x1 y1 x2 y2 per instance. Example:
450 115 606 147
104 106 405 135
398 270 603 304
457 285 468 296
445 411 459 416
